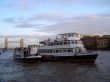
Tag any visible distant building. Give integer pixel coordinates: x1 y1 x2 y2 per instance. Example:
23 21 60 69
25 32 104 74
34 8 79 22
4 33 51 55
97 38 109 49
81 36 98 49
103 35 110 48
81 35 110 50
103 35 110 38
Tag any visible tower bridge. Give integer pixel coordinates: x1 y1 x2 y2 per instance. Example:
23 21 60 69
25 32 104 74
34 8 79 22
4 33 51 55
4 38 24 49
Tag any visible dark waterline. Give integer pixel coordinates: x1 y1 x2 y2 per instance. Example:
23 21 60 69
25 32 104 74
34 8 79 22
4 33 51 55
0 51 110 82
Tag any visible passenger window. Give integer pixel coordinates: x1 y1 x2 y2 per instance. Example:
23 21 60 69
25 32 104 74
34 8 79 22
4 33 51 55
56 50 58 53
63 50 67 52
50 43 53 46
50 50 52 53
60 42 63 45
68 49 71 52
71 41 74 44
56 42 59 45
68 41 70 44
59 50 62 53
75 40 78 44
64 41 67 45
54 43 57 45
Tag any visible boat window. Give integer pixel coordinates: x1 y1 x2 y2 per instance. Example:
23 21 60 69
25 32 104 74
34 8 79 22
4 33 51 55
44 50 46 53
54 42 57 45
71 41 74 44
71 49 73 52
59 50 62 53
68 34 71 37
45 50 48 53
49 50 51 53
38 50 40 53
42 50 44 53
52 50 55 53
75 40 78 44
64 41 67 45
67 41 70 45
48 44 50 46
44 50 45 53
63 49 67 52
45 50 47 53
48 43 51 46
40 50 42 53
47 50 49 53
39 50 41 53
39 50 42 53
50 43 53 46
56 42 59 45
78 41 82 44
60 42 63 45
53 50 56 53
70 49 73 52
68 49 73 52
74 48 80 53
50 50 52 53
44 43 46 45
56 50 58 53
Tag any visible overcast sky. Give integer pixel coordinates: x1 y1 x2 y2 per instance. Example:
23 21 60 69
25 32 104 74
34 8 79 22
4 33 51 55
0 0 110 47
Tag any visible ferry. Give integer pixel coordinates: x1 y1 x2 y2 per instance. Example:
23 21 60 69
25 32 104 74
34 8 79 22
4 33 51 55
13 33 98 62
38 33 98 62
13 45 41 62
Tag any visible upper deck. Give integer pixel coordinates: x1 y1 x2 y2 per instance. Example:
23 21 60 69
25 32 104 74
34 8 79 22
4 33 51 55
39 33 81 44
57 33 80 41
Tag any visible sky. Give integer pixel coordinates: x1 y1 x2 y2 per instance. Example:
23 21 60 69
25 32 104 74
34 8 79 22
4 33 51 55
0 0 110 47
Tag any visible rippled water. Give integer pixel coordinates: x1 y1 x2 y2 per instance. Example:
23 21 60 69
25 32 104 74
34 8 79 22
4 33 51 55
0 51 110 82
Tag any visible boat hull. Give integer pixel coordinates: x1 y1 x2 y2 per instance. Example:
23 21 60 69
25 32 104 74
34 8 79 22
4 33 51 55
13 53 98 62
13 56 42 62
41 54 98 62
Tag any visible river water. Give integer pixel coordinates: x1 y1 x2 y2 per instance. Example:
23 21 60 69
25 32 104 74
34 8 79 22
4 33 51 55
0 51 110 82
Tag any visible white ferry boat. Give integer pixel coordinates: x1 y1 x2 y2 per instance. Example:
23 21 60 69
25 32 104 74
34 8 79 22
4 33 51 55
13 45 41 62
13 33 98 62
38 33 98 62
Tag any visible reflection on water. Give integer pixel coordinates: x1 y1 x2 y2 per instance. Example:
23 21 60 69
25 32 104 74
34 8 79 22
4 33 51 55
0 51 110 82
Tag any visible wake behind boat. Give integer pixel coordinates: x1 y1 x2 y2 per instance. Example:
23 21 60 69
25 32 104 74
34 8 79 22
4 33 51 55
13 33 98 62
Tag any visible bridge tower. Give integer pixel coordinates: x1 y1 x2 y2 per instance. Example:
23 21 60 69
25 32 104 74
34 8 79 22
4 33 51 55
4 38 24 49
5 38 8 49
20 38 24 48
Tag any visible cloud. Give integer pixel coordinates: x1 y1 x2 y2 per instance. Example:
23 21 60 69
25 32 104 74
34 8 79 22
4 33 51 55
15 22 44 28
3 12 110 35
1 0 110 11
79 0 110 7
24 0 110 7
3 18 16 23
30 0 110 7
51 0 110 7
3 12 66 28
1 13 110 48
30 13 65 22
37 14 110 35
19 0 29 8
